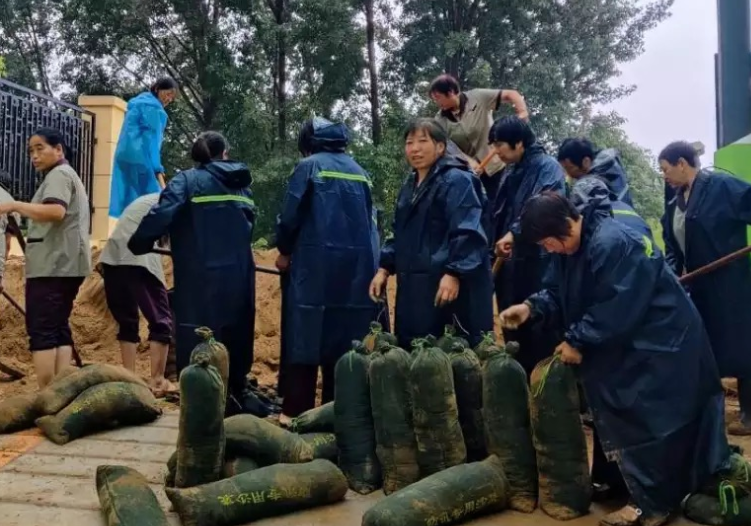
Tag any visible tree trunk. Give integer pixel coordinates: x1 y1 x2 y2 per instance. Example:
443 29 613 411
363 0 381 145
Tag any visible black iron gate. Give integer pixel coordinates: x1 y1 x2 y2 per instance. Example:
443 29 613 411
0 79 95 227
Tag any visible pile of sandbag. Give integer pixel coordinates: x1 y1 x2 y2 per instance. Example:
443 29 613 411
0 363 161 445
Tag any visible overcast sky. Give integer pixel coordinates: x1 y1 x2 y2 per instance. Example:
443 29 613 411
605 0 718 163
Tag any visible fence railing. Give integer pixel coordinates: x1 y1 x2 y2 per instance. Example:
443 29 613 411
0 79 95 229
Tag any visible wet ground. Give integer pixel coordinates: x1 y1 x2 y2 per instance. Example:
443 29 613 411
0 411 704 526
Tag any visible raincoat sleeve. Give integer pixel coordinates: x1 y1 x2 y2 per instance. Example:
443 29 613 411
128 173 189 255
139 105 167 175
274 163 312 257
527 287 562 330
380 233 396 274
721 174 751 224
509 159 566 237
563 232 658 351
444 173 488 276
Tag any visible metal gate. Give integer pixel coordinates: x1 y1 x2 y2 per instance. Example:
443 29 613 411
0 79 95 227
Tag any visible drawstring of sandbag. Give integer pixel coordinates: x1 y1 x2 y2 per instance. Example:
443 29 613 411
719 480 740 516
452 315 470 337
533 355 559 398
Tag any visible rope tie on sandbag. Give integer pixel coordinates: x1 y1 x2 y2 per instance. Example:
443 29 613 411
195 326 216 344
719 480 740 516
533 354 560 398
451 315 470 337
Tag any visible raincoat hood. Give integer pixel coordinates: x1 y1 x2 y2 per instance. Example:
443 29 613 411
205 160 252 189
310 117 349 153
128 91 163 111
570 177 612 215
590 148 621 175
519 143 546 166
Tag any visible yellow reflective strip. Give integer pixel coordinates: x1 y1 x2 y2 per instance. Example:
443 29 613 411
318 171 372 187
613 208 640 217
191 195 255 206
642 235 654 257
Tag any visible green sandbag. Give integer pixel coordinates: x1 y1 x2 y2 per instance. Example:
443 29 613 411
97 465 169 526
369 344 419 495
290 401 335 433
363 321 398 354
175 354 226 488
190 327 229 397
362 455 509 526
684 491 751 526
410 339 466 477
447 340 486 462
473 332 497 362
225 414 313 465
300 432 338 462
166 451 259 487
0 366 78 433
165 459 348 526
35 364 148 416
334 340 381 494
530 356 591 520
35 382 161 445
701 453 751 498
483 342 537 513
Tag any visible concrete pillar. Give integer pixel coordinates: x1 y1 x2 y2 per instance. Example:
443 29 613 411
77 95 127 247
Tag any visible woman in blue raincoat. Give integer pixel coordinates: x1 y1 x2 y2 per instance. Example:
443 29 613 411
660 140 751 436
500 192 729 526
369 118 493 349
110 78 178 219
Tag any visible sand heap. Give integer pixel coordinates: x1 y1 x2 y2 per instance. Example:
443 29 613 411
0 249 285 398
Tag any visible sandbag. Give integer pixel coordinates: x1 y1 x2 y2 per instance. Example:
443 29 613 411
483 342 537 513
97 465 169 526
473 331 497 362
300 432 338 462
530 356 591 520
362 455 509 526
363 321 398 354
225 414 313 465
410 339 466 477
175 354 226 488
35 382 161 445
447 340 486 463
290 401 335 433
334 340 381 494
684 490 751 526
369 344 419 494
190 327 229 396
701 453 751 498
165 459 348 526
35 364 148 416
166 451 260 487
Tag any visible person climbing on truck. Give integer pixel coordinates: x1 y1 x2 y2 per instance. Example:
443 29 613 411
99 193 174 396
369 118 493 349
487 116 566 377
274 117 381 426
660 140 751 436
500 191 730 526
0 128 92 388
128 131 270 417
557 137 634 206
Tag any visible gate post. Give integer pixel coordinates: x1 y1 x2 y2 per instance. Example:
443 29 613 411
77 95 127 246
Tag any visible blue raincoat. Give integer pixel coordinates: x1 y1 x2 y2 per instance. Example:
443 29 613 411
380 155 493 349
569 176 655 242
663 170 751 379
275 120 379 367
128 160 256 393
589 147 633 206
483 143 566 374
527 199 729 516
110 92 168 219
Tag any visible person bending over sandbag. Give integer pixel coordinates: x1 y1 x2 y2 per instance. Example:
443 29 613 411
274 117 381 426
129 131 269 417
499 191 731 526
99 193 174 396
369 118 493 349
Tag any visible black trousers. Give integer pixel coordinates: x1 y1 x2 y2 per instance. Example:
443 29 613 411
281 363 336 417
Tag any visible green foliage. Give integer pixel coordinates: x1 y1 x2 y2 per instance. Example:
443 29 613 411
0 0 673 239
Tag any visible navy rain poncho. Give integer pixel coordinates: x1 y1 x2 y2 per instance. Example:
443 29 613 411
128 160 256 395
663 169 751 379
275 118 380 367
526 197 729 517
380 155 493 348
588 147 633 206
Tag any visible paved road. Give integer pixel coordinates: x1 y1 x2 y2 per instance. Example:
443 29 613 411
0 411 696 526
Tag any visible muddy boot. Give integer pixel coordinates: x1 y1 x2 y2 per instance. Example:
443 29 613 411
729 378 751 436
225 382 273 418
600 504 673 526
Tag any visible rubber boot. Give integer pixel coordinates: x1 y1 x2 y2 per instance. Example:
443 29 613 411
729 378 751 436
